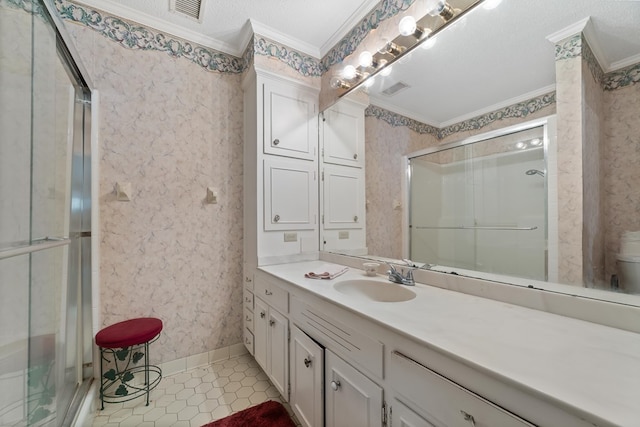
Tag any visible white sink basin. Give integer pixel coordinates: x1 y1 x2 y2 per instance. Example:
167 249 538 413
333 279 417 302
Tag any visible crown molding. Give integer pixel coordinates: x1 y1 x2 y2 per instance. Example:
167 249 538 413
368 96 440 128
72 0 240 56
250 19 320 59
609 52 640 73
439 84 557 128
319 0 381 57
545 16 590 44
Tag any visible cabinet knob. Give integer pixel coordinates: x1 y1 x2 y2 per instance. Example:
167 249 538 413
273 214 280 223
246 315 251 322
460 411 476 426
265 290 273 296
245 337 251 344
353 153 358 160
260 311 266 318
273 139 280 146
269 319 275 327
330 380 341 391
304 357 312 368
353 215 358 222
245 276 252 283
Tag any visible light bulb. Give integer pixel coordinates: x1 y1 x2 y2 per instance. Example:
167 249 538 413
399 16 417 37
483 0 502 10
380 65 392 77
359 51 373 68
531 138 542 146
421 37 437 50
330 76 349 90
425 0 445 16
516 142 526 149
342 65 357 80
364 77 376 88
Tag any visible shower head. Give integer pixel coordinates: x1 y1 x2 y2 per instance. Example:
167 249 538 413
525 169 545 177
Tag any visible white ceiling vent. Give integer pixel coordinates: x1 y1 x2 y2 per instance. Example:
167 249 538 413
381 81 410 97
170 0 205 22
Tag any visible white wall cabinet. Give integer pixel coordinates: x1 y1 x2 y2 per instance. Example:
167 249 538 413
290 326 324 427
254 296 289 400
243 69 320 268
264 78 317 161
321 99 365 168
325 349 383 427
320 99 367 255
264 156 317 231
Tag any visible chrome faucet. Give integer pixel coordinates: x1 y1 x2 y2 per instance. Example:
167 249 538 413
386 262 415 286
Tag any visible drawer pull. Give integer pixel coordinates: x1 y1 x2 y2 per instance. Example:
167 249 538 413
461 410 476 426
265 290 273 296
273 138 280 146
245 276 252 282
245 297 251 302
269 319 275 327
304 357 312 368
260 311 266 318
353 215 358 222
245 316 251 322
330 380 341 391
273 214 280 223
353 153 358 159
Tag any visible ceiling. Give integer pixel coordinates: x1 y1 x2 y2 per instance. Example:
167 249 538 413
73 0 380 57
73 0 640 126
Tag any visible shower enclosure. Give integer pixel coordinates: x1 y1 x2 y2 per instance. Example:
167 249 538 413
407 124 548 281
1 1 93 425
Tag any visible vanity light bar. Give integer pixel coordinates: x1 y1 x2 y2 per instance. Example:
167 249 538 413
331 0 486 96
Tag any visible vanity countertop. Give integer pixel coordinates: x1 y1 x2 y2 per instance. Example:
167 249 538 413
259 260 640 427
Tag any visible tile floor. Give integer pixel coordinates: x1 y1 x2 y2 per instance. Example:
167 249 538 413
91 354 300 427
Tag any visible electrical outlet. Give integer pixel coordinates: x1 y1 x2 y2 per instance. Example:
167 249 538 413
284 232 298 242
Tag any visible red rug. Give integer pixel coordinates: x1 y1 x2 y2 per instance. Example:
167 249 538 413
201 400 296 427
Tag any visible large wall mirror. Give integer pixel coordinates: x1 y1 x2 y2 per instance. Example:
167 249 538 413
322 0 640 306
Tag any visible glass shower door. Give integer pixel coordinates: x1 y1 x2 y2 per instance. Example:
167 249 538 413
0 1 92 425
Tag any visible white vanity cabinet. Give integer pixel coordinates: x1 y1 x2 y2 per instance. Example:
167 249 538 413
290 326 324 427
325 349 383 427
252 273 290 400
254 297 289 400
390 398 436 427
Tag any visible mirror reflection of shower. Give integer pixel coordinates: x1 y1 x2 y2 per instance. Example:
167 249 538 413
525 169 546 177
408 124 549 281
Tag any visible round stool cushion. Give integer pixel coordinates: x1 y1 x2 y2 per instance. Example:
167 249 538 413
96 318 163 348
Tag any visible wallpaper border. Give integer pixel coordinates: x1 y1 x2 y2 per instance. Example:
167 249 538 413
366 92 557 140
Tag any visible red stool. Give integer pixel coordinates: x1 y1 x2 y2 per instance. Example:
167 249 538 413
95 317 163 409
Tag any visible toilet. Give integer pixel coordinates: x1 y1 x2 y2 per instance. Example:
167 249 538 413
616 231 640 294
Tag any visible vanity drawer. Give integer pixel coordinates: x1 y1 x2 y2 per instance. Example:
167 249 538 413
389 350 534 427
244 307 254 332
243 328 254 356
254 274 289 314
243 289 254 311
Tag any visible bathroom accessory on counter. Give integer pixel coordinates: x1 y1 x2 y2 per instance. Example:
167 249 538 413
363 262 380 276
305 264 349 280
616 231 640 294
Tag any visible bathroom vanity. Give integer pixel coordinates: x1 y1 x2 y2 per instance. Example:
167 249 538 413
244 260 640 427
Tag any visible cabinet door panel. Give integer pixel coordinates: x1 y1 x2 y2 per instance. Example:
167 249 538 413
253 297 269 371
326 350 382 427
391 398 438 427
264 80 317 160
268 308 289 400
323 165 364 230
290 326 324 427
264 157 316 231
322 100 364 167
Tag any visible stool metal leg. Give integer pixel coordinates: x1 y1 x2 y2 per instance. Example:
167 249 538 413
99 346 105 410
145 341 150 406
